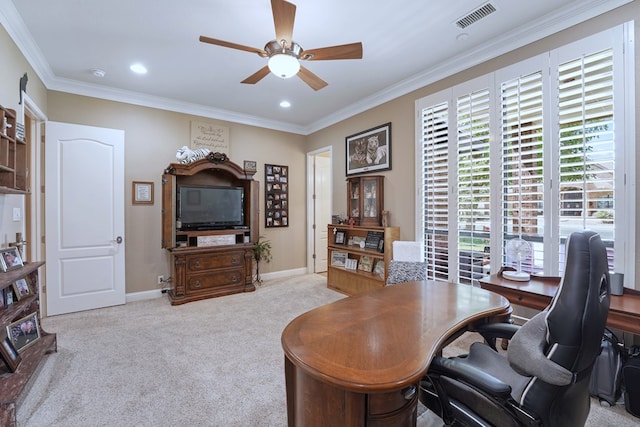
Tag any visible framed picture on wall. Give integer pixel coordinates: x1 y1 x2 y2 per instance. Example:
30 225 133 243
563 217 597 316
265 164 289 228
346 122 392 176
132 181 154 205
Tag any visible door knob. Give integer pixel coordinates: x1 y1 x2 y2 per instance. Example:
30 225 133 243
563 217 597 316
115 236 123 244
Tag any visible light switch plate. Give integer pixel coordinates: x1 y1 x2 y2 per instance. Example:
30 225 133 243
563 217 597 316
12 207 21 221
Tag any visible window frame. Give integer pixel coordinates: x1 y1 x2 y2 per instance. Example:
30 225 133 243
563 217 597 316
415 23 635 284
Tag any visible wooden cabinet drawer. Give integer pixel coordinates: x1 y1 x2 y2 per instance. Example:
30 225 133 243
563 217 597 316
187 268 244 292
187 251 245 272
368 385 417 416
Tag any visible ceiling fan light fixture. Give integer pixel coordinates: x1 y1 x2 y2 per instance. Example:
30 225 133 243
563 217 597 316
268 53 300 79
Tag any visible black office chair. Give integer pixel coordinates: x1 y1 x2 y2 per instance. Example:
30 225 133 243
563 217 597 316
420 230 611 426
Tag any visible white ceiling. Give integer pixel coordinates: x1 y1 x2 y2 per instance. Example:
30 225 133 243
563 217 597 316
0 0 631 134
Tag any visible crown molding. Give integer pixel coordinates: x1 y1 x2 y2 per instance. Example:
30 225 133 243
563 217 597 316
1 0 631 136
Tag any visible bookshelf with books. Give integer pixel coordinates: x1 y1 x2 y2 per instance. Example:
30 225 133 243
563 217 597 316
327 224 400 295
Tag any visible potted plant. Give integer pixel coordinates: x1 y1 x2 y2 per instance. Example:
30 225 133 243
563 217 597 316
253 236 272 283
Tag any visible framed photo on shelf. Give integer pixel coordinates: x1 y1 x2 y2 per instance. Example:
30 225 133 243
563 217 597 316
335 230 346 245
0 335 21 372
345 258 358 270
7 312 41 353
13 278 31 300
0 247 24 272
132 181 154 205
346 122 392 176
331 251 347 267
265 164 289 228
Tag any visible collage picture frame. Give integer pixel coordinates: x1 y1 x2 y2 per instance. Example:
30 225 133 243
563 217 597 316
265 164 289 228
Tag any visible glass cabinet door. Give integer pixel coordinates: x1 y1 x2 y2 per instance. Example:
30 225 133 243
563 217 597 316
362 177 378 221
349 180 360 221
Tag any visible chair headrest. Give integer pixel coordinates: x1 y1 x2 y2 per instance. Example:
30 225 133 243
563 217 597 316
545 230 610 370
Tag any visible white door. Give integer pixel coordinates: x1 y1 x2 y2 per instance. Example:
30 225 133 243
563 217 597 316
312 152 332 273
45 122 125 316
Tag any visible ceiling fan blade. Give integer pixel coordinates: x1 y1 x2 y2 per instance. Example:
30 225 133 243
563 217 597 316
241 66 271 85
199 36 267 57
297 66 328 91
271 0 296 47
301 42 363 61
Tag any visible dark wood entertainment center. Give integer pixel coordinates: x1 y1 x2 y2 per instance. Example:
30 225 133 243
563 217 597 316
162 153 259 305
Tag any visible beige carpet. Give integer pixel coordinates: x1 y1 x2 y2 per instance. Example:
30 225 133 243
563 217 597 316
16 274 639 426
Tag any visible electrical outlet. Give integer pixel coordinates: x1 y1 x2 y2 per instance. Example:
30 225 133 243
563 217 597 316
157 275 164 285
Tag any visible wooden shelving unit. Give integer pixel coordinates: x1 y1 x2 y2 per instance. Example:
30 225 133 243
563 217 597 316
0 262 55 427
327 224 399 295
0 105 28 194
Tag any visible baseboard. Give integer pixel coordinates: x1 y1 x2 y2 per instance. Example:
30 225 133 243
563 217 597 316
126 288 164 303
125 268 310 303
259 267 308 282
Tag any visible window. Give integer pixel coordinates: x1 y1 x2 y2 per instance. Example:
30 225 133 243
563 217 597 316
416 24 634 283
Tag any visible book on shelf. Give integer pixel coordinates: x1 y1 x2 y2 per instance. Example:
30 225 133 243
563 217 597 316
373 260 385 278
358 256 373 272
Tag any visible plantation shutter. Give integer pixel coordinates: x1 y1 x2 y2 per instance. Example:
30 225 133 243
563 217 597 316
557 49 615 271
421 102 450 281
456 89 491 284
501 71 544 272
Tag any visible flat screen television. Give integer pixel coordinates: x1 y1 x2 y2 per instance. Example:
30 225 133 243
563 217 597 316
177 185 244 230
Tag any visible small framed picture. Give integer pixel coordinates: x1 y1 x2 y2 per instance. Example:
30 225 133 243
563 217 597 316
7 312 41 353
0 247 23 272
331 251 347 267
5 289 14 306
132 181 154 205
13 278 31 300
335 230 346 245
345 258 358 270
0 335 22 372
243 160 257 173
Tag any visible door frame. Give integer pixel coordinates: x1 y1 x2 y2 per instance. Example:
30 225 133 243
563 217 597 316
20 92 48 313
306 146 332 273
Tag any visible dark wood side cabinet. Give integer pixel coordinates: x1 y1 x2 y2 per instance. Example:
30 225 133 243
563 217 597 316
0 262 56 426
162 154 259 305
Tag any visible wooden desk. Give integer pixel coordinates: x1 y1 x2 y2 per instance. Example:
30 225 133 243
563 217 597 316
281 281 510 426
479 274 640 335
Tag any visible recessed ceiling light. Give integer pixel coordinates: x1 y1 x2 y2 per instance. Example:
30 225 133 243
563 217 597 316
130 63 147 74
280 100 291 108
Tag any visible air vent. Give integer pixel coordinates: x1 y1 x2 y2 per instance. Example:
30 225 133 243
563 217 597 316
455 2 497 29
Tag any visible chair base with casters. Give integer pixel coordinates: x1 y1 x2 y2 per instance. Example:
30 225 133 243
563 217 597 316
419 230 611 427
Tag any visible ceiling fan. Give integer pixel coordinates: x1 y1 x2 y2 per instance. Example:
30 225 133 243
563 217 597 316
199 0 363 91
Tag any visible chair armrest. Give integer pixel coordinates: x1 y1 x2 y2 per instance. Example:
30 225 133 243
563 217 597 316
429 356 512 399
473 323 520 351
